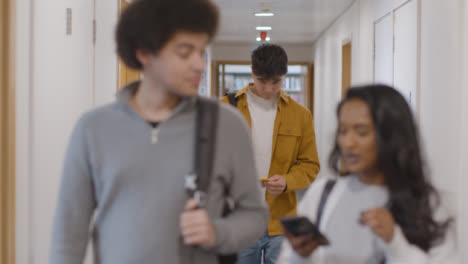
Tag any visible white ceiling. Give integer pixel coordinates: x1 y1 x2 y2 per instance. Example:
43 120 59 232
212 0 356 44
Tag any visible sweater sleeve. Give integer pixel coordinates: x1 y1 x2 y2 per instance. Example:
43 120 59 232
212 105 269 254
381 224 460 264
50 115 97 264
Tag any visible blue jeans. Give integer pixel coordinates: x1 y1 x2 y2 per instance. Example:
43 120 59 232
236 232 284 264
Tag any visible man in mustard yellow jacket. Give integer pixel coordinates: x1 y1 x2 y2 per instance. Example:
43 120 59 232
221 44 320 264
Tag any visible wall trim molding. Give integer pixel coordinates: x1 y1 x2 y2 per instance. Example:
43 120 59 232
1 0 16 262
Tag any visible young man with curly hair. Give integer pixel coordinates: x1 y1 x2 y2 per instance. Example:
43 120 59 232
50 1 268 263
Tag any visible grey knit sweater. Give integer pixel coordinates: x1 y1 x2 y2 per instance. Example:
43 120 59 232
50 82 268 264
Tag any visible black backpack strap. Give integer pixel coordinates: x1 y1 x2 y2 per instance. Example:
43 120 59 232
194 97 238 264
316 180 336 228
194 97 219 193
225 92 238 107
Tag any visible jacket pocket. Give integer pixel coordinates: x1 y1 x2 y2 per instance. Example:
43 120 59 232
274 126 301 165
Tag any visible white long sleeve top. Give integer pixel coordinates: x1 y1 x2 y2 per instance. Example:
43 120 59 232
276 176 460 264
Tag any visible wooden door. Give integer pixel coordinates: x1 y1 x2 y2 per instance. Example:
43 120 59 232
118 0 141 89
340 41 352 175
342 42 352 97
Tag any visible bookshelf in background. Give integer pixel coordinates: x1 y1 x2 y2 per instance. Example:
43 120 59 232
215 63 309 106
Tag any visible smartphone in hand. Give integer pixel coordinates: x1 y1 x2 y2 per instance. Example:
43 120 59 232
280 216 330 246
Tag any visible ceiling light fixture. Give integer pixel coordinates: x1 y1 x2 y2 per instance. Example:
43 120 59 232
256 26 272 31
255 12 274 17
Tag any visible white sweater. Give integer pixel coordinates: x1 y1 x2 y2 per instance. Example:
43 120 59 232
276 177 460 264
247 88 277 192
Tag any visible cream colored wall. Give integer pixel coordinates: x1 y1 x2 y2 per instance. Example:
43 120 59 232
15 0 119 261
13 0 468 262
458 0 468 261
310 0 366 179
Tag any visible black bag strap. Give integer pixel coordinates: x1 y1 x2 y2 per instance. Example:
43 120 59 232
193 97 238 264
194 97 219 193
316 180 336 228
225 92 238 107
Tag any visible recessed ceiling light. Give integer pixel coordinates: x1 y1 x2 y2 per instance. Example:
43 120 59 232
255 12 274 17
256 26 272 31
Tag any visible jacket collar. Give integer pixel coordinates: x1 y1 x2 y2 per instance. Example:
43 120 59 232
235 83 290 104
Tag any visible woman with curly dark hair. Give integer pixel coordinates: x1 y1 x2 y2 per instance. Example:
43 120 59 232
277 84 459 263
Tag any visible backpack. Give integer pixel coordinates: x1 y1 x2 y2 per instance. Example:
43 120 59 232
191 96 237 264
225 92 238 107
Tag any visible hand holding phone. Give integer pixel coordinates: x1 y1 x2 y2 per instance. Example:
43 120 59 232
281 216 330 258
280 216 330 245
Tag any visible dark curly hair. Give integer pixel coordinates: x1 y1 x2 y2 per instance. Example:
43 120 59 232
251 44 288 79
116 0 219 69
329 84 451 252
